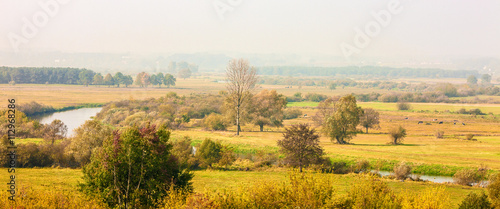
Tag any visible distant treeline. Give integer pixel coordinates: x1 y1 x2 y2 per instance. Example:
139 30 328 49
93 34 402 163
0 67 89 84
258 66 478 78
0 66 177 88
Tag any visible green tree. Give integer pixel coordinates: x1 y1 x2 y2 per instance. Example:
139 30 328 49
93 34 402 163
359 108 380 134
251 89 287 131
277 124 324 172
323 94 362 144
196 138 222 168
467 75 478 85
123 75 133 87
225 58 258 135
80 125 193 208
150 74 158 86
92 73 104 86
163 73 176 88
78 69 95 87
156 72 165 87
114 72 125 87
103 73 114 87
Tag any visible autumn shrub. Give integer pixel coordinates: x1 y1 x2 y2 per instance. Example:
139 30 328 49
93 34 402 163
488 174 500 208
329 175 401 208
352 159 370 174
458 192 492 209
465 134 476 141
393 161 412 180
283 108 303 119
171 136 198 169
331 161 351 174
453 169 483 186
0 185 106 208
203 113 227 131
397 101 412 110
435 130 444 139
400 187 451 209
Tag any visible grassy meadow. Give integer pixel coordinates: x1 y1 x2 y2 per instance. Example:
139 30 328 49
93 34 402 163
0 168 486 207
2 79 500 208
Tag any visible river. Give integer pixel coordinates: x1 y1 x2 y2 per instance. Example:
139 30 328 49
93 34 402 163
31 107 103 137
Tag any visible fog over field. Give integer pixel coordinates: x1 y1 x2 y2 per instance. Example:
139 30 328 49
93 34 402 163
0 0 499 73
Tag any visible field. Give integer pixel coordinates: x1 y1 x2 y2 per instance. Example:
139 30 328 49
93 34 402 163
0 168 486 207
2 80 500 208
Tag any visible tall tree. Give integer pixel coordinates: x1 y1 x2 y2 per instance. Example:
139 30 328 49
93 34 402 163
80 125 193 208
277 124 324 172
92 73 104 86
123 75 133 87
225 58 258 135
114 72 125 87
359 108 380 134
103 73 114 87
163 73 176 88
251 89 287 131
79 69 95 87
323 94 362 144
150 74 158 86
156 72 165 88
389 126 407 145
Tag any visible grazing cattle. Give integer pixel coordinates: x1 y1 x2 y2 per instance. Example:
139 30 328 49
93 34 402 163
454 122 456 125
405 117 409 119
438 121 443 124
303 114 307 117
418 121 423 124
462 123 466 125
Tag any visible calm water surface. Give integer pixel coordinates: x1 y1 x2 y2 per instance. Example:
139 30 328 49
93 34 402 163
32 107 102 137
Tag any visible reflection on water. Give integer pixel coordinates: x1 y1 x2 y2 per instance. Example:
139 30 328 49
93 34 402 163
32 108 102 137
376 170 453 183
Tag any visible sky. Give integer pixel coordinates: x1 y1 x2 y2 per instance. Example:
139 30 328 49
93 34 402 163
1 0 499 60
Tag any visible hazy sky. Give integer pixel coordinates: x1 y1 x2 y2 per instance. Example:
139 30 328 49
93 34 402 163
1 0 499 59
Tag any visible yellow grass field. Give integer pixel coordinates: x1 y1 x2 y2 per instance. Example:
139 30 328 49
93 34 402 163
0 168 486 207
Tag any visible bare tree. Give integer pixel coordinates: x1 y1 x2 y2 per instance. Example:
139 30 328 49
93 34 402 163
225 58 258 135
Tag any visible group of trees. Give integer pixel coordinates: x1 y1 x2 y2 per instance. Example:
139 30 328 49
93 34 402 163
0 66 178 88
0 67 90 85
134 72 176 88
259 66 477 78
